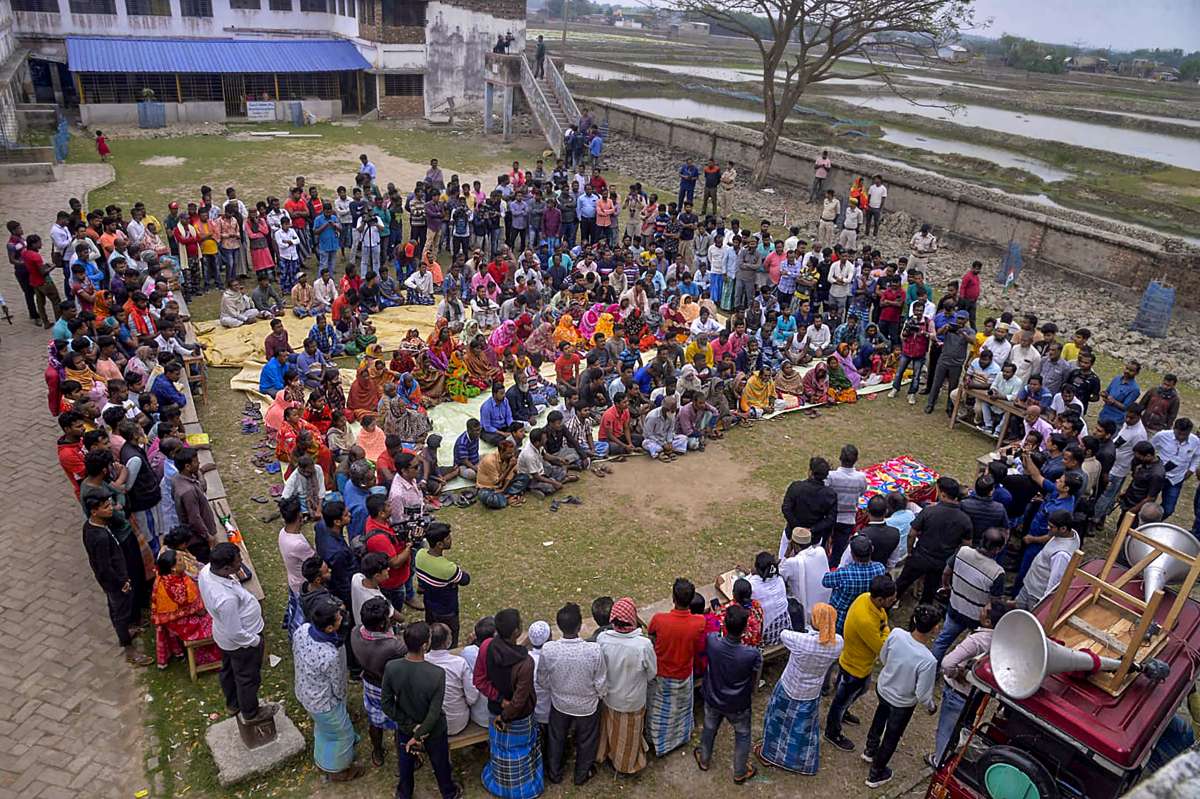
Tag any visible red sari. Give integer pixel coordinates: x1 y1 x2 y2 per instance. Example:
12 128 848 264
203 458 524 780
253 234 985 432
151 572 220 668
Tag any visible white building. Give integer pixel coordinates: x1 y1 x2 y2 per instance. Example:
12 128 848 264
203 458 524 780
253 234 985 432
9 0 525 124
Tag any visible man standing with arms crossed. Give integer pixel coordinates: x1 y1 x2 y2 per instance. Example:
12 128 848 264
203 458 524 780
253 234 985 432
811 150 833 204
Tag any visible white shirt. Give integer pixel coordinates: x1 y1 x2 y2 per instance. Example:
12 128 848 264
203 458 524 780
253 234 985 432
1150 430 1200 484
274 228 299 260
404 269 433 294
1111 420 1148 478
266 207 291 232
536 636 608 717
706 244 726 275
197 564 264 650
350 573 394 628
126 219 146 246
800 324 831 353
748 574 790 631
517 439 546 477
333 197 352 223
1050 394 1085 418
777 546 831 626
981 337 1012 367
313 277 338 306
426 649 479 735
690 315 722 338
842 206 863 230
1009 344 1041 384
51 223 73 256
828 259 855 297
595 629 657 712
867 183 888 208
778 629 843 701
528 648 553 724
820 197 841 222
910 232 937 256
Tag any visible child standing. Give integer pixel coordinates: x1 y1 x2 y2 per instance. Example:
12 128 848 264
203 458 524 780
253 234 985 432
95 130 110 162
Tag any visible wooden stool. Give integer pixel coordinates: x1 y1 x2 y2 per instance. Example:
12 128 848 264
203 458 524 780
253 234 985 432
185 355 208 406
185 636 221 682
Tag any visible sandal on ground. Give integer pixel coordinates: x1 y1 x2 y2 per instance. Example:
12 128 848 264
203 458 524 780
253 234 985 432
753 743 772 769
693 747 709 772
549 501 561 512
508 495 525 506
125 651 154 667
733 763 757 784
590 466 607 478
250 495 269 504
563 495 582 505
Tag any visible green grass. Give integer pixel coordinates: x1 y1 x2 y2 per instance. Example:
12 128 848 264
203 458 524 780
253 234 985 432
88 123 1197 797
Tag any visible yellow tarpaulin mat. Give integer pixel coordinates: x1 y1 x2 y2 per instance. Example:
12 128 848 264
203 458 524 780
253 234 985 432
196 305 442 367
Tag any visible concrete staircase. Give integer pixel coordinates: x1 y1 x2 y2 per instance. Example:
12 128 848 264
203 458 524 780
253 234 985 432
519 55 580 156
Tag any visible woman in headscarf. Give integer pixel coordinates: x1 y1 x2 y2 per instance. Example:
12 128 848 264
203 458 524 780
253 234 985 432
264 389 294 436
354 412 386 462
849 176 867 210
739 367 777 419
553 313 583 349
833 342 862 389
774 360 806 411
523 320 557 365
578 303 603 343
718 578 765 647
426 318 457 369
412 350 448 403
488 319 519 357
801 361 831 406
345 360 385 421
459 317 481 348
513 311 535 343
677 364 704 396
151 549 222 669
64 350 106 402
464 334 504 386
381 388 432 442
594 311 615 342
302 391 333 436
394 372 427 411
320 368 346 416
825 354 858 405
660 298 688 342
754 602 843 775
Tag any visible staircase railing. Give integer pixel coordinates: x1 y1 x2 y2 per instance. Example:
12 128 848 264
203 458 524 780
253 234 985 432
520 55 562 155
544 56 581 127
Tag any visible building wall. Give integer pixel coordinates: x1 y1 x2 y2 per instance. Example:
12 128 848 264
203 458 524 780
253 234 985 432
13 0 360 39
424 0 523 114
1 0 23 144
79 97 341 124
585 97 1200 310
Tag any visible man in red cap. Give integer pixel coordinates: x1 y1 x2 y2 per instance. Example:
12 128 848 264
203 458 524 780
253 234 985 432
595 598 656 774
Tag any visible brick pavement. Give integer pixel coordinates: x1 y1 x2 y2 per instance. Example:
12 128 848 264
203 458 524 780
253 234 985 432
0 165 150 799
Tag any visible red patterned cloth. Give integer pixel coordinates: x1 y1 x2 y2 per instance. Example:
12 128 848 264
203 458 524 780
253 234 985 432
855 456 940 525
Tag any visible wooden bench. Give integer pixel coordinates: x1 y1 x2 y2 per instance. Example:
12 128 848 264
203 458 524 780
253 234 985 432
185 636 222 682
448 722 490 751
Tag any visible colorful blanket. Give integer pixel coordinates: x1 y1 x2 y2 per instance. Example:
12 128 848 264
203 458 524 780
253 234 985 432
857 455 940 510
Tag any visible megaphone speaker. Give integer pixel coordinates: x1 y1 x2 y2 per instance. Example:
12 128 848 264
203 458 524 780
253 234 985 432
990 610 1121 699
1124 522 1200 600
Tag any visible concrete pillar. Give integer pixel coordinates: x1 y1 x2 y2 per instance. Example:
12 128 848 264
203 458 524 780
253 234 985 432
49 62 65 107
502 85 513 143
483 83 494 134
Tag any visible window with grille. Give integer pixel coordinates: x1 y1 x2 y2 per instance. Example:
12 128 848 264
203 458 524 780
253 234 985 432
358 0 374 23
383 73 422 96
277 72 340 100
229 0 260 8
178 74 223 101
345 0 354 17
244 74 277 101
80 73 177 103
269 0 291 8
381 0 424 27
68 0 116 13
299 0 327 11
179 0 212 16
126 0 170 14
12 0 60 12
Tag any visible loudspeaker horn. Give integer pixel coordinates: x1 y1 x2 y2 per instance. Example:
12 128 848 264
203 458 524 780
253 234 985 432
1124 522 1200 600
990 610 1123 699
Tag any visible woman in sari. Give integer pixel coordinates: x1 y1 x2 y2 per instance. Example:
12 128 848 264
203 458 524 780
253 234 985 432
488 320 519 358
445 351 481 402
65 350 107 404
345 360 385 421
578 303 603 344
774 360 807 411
320 369 346 416
412 350 448 403
553 313 583 349
678 295 700 325
426 319 457 368
381 390 432 442
513 312 535 343
801 361 831 406
464 335 504 386
523 320 557 364
826 355 858 404
660 299 688 342
282 369 306 406
849 176 867 210
355 413 386 461
755 602 842 775
245 208 276 278
394 372 427 411
151 548 221 669
739 367 778 418
278 406 334 485
303 391 333 435
833 343 862 389
265 389 294 437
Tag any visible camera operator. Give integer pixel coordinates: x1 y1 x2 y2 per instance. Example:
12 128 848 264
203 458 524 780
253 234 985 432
384 453 430 611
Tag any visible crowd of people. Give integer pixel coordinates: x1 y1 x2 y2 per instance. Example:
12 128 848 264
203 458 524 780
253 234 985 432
19 137 1198 796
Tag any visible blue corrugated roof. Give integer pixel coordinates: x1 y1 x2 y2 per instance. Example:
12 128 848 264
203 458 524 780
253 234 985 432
66 36 369 74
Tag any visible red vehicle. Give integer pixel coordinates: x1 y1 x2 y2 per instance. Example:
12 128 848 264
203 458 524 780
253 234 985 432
927 560 1200 799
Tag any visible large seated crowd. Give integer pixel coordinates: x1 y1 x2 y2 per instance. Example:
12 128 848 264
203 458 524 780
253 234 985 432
12 130 1198 796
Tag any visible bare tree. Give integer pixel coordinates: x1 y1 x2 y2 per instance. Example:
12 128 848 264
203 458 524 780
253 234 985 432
663 0 975 187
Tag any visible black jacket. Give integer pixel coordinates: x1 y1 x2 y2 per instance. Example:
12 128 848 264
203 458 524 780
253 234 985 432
781 478 838 545
960 494 1009 545
83 521 127 593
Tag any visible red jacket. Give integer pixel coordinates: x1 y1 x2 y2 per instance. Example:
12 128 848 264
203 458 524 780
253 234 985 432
901 330 930 358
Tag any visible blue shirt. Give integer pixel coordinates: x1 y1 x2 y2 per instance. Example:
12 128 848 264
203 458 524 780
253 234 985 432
589 136 603 157
342 480 371 540
259 357 287 395
822 560 886 633
314 214 341 252
1029 478 1076 539
701 633 761 715
313 521 356 607
575 192 598 220
1017 385 1053 410
633 366 654 396
479 396 513 434
151 373 188 408
309 323 338 354
1097 376 1140 426
679 163 700 187
453 431 480 466
295 350 330 386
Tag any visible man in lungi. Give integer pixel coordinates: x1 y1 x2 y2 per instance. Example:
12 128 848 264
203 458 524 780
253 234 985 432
646 578 707 757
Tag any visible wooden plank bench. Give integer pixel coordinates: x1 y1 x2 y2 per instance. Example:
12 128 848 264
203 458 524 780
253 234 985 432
448 722 490 751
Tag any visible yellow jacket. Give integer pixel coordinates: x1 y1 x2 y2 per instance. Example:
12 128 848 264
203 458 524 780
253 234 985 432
839 593 890 678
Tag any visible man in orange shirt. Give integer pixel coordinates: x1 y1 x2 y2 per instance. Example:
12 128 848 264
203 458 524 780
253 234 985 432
97 217 125 258
647 578 707 756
